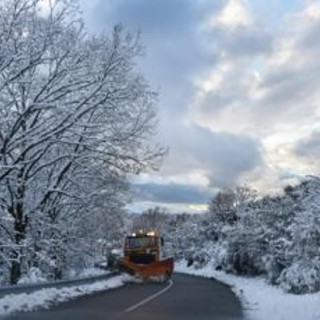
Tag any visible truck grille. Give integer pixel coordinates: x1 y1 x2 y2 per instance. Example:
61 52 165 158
129 254 155 264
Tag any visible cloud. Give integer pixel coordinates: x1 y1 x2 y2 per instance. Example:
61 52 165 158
193 127 263 188
132 124 263 205
83 0 225 105
294 131 320 162
249 1 320 121
218 27 272 58
134 182 213 204
185 0 320 193
128 201 207 214
81 0 320 208
192 0 320 128
208 0 253 29
161 125 263 188
204 0 272 59
87 0 196 33
188 1 272 132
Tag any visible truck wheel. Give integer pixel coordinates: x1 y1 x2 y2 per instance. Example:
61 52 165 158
162 271 171 284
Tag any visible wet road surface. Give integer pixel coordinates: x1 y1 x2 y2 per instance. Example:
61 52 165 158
5 273 244 320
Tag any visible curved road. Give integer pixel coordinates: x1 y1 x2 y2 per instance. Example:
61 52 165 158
6 274 244 320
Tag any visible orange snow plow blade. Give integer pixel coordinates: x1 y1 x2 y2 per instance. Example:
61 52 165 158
119 256 174 280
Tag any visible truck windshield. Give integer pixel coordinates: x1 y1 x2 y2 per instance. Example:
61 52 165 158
127 237 157 249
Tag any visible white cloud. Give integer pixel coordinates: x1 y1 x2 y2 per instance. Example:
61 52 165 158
209 0 253 29
304 1 320 19
269 39 296 67
188 0 320 193
83 0 320 206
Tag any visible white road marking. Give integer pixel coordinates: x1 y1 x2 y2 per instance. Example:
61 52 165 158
124 279 174 313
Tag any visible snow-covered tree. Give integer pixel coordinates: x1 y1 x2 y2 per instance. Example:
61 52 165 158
208 186 257 226
131 206 169 233
279 177 320 293
0 0 164 284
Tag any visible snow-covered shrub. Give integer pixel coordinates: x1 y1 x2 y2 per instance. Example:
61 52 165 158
280 259 320 294
221 237 264 275
188 248 211 269
262 236 292 285
263 254 285 285
149 178 320 295
18 268 47 285
205 242 228 270
277 177 320 293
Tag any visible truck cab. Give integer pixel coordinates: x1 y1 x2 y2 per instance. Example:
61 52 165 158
119 230 173 280
124 230 163 264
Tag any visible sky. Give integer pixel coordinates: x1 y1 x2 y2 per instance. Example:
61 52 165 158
81 0 320 213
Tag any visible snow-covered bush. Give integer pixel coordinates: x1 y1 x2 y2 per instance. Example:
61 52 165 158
186 248 211 269
18 268 47 285
280 259 320 294
263 254 285 286
122 178 320 294
220 235 264 275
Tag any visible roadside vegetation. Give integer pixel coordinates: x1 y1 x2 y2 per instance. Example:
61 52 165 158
1 0 319 299
140 176 320 295
0 0 164 285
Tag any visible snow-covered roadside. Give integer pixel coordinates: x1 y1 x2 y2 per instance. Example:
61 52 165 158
69 267 110 279
175 261 320 320
0 274 129 316
17 267 109 285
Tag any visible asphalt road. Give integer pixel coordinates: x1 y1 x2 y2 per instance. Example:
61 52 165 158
6 273 244 320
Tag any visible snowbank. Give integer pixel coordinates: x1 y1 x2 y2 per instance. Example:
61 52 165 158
175 261 320 320
68 267 109 279
18 267 109 285
0 274 129 316
18 268 47 285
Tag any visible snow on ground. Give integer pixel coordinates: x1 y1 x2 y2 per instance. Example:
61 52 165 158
18 267 109 285
69 267 110 279
175 261 320 320
18 268 47 285
0 274 129 316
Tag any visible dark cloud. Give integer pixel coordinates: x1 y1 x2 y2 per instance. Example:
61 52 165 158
91 0 199 35
256 66 320 117
279 171 302 181
191 126 263 187
294 131 320 161
212 26 272 58
249 10 320 121
84 0 265 191
198 90 240 115
296 19 320 52
161 125 263 188
81 0 290 207
134 182 213 204
86 0 224 33
84 0 223 117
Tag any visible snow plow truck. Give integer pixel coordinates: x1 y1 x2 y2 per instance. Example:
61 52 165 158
117 230 174 281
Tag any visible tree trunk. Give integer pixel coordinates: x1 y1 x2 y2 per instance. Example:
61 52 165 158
10 258 22 285
9 203 28 284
